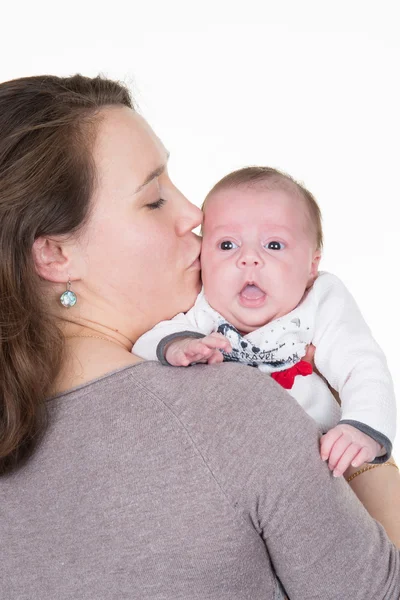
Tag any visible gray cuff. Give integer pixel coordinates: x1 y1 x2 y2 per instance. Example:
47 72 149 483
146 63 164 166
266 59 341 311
156 331 206 366
339 420 392 463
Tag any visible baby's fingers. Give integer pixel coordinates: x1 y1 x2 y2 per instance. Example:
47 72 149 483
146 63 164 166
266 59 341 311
202 333 232 353
171 349 193 366
185 341 216 359
207 350 225 365
320 428 344 461
169 343 212 366
328 438 348 471
332 445 361 477
350 446 373 469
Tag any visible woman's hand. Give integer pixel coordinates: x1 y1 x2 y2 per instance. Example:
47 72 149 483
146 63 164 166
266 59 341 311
303 343 316 364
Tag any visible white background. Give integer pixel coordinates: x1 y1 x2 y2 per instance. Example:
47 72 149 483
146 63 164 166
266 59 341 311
2 0 399 458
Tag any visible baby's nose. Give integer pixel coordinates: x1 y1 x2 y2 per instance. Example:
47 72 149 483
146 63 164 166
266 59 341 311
238 252 264 268
240 257 261 266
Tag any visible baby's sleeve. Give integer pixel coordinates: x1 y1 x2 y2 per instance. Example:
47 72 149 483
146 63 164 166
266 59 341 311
133 290 218 362
312 273 396 461
132 310 204 362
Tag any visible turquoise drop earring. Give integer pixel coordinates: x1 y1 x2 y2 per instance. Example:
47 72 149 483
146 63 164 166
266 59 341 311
60 279 77 308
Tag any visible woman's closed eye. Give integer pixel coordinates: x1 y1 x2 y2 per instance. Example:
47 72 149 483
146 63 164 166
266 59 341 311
147 198 166 210
265 241 285 250
219 240 239 250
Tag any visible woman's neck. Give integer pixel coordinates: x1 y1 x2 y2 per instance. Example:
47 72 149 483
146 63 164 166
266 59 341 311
58 316 135 351
51 334 142 396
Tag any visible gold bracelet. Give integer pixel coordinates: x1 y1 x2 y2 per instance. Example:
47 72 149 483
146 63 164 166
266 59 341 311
346 461 399 483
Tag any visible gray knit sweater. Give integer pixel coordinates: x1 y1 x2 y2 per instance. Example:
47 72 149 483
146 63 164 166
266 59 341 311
1 361 399 599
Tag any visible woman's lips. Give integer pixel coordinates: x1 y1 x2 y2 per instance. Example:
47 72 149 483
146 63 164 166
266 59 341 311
188 257 201 270
239 284 267 308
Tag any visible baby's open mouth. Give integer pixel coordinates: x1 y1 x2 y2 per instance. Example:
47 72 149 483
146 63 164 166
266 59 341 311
238 283 267 308
240 283 266 300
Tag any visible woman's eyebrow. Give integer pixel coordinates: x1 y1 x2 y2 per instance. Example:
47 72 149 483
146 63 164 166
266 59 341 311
135 152 170 194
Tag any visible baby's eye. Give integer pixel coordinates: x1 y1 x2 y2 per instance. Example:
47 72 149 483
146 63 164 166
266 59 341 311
219 240 239 250
265 241 286 250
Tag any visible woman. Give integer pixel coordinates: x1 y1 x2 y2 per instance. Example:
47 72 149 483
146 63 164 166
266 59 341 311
0 74 399 599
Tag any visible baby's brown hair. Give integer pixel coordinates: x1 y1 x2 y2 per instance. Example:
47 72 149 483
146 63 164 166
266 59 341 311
202 166 323 250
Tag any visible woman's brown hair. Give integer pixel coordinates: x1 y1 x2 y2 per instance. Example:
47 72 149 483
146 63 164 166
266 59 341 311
0 74 132 475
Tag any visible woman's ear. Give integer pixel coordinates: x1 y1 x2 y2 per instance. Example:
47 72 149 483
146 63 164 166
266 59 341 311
32 236 72 283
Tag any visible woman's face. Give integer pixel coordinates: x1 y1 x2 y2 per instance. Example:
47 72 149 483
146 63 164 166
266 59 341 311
76 106 202 338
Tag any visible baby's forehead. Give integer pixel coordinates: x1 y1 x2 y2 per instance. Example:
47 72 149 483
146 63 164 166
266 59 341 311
203 183 316 241
204 183 306 218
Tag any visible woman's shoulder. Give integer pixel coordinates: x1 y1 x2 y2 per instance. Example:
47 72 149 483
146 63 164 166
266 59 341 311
51 360 320 473
122 361 320 458
52 360 312 434
48 361 323 544
136 362 323 509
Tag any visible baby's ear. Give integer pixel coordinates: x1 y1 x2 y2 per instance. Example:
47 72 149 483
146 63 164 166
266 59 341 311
308 249 322 285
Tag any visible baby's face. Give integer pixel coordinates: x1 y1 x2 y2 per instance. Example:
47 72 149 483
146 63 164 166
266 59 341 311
201 186 321 333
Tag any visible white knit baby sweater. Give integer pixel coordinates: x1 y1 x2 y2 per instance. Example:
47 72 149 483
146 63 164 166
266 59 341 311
134 272 396 461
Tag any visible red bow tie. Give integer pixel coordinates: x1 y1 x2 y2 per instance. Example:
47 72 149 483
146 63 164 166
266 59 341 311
271 360 313 390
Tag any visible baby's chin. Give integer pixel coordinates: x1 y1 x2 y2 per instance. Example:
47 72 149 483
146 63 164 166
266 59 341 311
228 312 276 335
209 296 296 334
207 301 279 334
230 300 303 333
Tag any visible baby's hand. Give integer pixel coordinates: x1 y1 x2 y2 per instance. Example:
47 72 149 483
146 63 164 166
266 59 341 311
320 424 382 478
165 333 232 367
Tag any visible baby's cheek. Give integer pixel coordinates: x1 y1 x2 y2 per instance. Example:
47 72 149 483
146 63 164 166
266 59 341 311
201 256 222 283
284 270 310 303
202 268 230 307
203 272 224 302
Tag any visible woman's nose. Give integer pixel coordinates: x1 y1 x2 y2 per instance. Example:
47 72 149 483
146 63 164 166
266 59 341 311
175 199 203 236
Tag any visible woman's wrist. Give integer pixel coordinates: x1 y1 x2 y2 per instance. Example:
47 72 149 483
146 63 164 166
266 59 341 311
346 460 398 483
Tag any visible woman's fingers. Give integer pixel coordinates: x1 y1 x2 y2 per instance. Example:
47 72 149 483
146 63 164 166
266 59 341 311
303 343 316 364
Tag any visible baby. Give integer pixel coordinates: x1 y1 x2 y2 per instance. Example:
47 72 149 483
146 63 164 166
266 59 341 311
134 167 396 477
